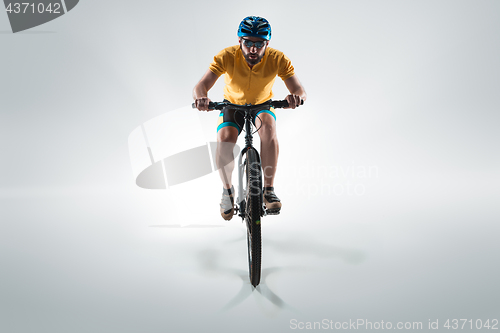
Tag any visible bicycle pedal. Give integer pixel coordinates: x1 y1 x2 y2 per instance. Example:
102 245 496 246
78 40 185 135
265 208 281 215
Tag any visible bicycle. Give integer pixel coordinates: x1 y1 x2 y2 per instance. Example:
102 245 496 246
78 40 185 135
192 99 302 286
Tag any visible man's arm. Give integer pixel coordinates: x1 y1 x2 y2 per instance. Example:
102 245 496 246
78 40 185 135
283 75 307 109
193 69 219 111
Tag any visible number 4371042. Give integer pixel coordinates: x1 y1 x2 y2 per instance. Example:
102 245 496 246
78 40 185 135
443 319 498 330
5 3 62 14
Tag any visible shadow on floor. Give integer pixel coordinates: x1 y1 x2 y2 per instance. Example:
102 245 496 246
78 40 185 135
197 249 310 313
149 224 224 228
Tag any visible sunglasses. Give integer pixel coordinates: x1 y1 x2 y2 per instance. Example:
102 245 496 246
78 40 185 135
241 38 267 49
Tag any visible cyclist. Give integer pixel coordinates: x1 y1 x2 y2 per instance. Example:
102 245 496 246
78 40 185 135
193 16 307 220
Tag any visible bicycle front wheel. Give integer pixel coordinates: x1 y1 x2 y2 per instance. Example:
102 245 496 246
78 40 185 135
245 148 262 287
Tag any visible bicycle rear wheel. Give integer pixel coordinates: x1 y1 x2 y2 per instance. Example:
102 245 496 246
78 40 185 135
244 148 262 287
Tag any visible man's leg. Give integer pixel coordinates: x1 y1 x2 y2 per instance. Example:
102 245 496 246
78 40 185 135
255 112 279 187
216 125 239 220
216 126 239 189
255 112 282 214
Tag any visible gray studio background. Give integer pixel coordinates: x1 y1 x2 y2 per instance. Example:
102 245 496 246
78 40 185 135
1 0 499 332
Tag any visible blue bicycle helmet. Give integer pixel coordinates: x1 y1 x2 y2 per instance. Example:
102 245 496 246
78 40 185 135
237 16 272 41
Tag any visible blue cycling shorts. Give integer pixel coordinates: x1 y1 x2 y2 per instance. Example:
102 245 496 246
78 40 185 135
216 100 276 135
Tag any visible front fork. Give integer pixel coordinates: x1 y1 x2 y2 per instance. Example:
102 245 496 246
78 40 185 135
236 147 264 220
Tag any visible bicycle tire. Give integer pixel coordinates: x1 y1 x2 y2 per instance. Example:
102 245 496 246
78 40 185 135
244 148 262 287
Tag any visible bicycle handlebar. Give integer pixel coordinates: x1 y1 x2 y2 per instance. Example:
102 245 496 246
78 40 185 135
191 99 304 111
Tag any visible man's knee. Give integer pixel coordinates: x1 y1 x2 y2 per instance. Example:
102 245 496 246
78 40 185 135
218 126 238 143
259 124 277 142
256 113 276 138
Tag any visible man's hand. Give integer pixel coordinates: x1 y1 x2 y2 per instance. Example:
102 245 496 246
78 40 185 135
194 97 212 111
193 70 219 111
284 94 302 109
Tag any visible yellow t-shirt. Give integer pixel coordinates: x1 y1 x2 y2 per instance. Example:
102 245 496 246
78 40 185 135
209 45 295 105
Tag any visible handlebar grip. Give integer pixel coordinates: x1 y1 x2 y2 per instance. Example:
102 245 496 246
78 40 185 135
192 101 221 110
272 99 304 108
